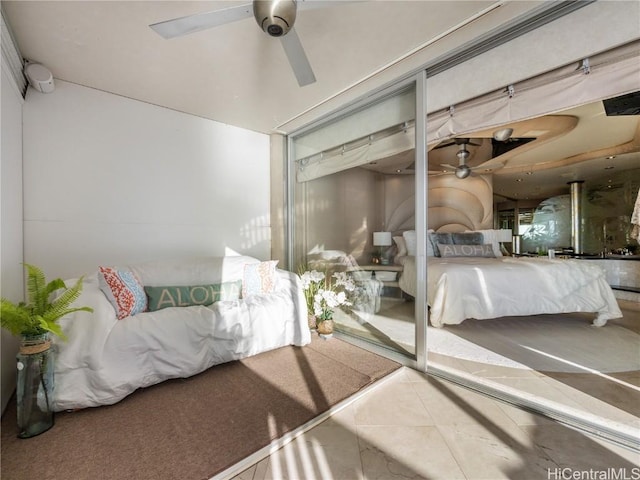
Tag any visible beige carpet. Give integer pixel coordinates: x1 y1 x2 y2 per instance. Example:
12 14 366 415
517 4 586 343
1 336 400 480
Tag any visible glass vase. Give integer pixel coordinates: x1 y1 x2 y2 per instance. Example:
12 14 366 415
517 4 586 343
16 333 55 438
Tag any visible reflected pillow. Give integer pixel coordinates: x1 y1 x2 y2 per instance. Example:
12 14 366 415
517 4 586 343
438 243 495 258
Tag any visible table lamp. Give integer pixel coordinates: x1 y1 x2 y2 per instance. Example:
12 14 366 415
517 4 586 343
373 231 392 265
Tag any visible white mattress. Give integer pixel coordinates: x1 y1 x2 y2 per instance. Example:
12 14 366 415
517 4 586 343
398 256 622 327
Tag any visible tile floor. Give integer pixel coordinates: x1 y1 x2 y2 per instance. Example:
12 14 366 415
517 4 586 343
336 298 640 428
232 299 640 479
233 367 639 480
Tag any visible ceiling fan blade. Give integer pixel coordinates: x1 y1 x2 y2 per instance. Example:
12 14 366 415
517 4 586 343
471 161 505 171
150 3 253 39
439 163 457 170
280 28 316 86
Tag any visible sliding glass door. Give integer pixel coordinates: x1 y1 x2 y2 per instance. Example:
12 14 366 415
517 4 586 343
285 41 639 450
288 80 423 361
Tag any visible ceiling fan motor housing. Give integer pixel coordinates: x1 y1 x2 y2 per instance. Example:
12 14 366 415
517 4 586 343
455 165 472 179
254 0 297 37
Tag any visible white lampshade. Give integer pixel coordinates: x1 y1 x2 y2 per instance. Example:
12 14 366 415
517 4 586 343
496 229 513 242
373 231 392 247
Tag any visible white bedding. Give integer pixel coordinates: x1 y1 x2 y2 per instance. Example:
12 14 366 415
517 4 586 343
52 257 311 411
398 256 622 328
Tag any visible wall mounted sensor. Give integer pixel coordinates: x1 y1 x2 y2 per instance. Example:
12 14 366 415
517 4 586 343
24 63 55 93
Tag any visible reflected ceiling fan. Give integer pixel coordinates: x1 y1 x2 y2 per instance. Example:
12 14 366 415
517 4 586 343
434 138 504 179
150 0 348 87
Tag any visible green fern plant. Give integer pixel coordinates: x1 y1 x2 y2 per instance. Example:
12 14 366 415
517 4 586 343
1 263 93 340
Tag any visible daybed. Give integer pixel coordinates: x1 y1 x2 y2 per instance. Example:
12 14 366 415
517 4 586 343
396 230 623 328
52 255 311 411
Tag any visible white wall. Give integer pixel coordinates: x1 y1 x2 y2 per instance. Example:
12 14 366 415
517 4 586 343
1 66 25 413
23 81 271 280
300 168 382 265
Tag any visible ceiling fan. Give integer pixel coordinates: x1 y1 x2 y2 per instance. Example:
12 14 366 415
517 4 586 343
434 138 504 179
149 0 345 87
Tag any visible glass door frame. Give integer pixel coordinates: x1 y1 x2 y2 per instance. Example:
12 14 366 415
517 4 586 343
285 72 428 369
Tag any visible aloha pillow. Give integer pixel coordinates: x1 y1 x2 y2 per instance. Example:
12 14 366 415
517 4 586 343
145 281 242 311
98 266 148 319
437 243 496 258
242 260 279 297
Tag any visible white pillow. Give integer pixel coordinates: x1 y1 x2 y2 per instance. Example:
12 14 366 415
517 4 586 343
393 236 407 257
402 230 417 256
401 230 435 257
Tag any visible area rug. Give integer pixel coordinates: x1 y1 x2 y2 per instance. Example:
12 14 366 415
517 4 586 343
427 314 640 373
0 336 400 480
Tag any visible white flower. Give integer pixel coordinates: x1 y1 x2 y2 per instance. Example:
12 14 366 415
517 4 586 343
301 268 354 321
323 290 339 308
301 270 326 291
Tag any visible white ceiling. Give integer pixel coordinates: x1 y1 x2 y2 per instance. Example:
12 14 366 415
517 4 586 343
3 0 544 134
3 0 639 201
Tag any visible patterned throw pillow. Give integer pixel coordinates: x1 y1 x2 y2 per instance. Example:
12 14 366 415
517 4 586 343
98 266 148 319
242 260 279 297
